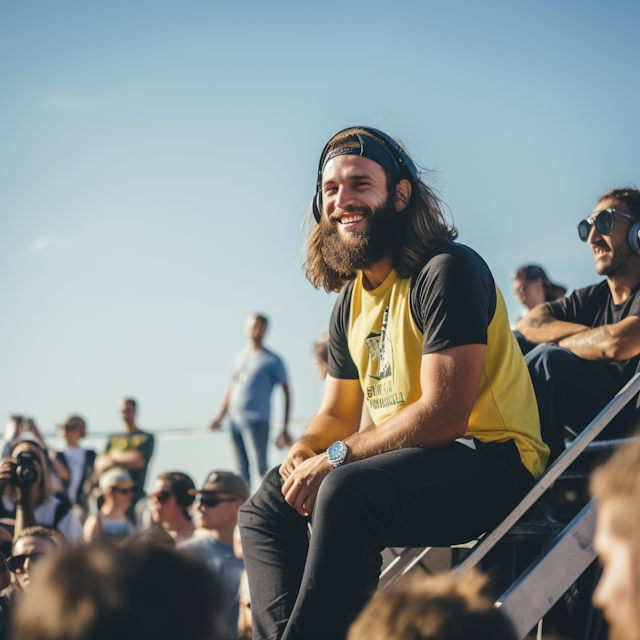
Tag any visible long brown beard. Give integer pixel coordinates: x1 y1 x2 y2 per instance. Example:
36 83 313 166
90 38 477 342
316 195 398 278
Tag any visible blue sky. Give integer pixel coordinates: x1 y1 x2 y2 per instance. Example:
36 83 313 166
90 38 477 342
1 0 639 435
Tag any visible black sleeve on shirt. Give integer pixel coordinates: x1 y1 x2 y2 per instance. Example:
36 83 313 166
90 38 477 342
327 281 360 380
139 434 155 466
544 282 606 325
410 244 497 355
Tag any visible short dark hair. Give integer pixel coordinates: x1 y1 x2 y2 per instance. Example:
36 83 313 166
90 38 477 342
313 339 328 364
159 472 196 508
347 572 516 640
14 544 224 640
123 398 137 410
253 314 269 329
599 187 640 219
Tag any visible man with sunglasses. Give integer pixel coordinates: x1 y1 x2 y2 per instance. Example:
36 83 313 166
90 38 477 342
0 526 63 639
517 187 640 463
178 471 249 638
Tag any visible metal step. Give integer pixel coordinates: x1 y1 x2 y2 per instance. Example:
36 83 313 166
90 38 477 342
497 499 597 638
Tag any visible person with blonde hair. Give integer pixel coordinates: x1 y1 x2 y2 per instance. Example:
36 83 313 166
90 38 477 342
347 572 516 640
591 437 640 640
0 437 82 542
83 468 135 544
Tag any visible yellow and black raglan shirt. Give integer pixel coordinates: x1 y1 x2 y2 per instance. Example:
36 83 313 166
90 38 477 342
328 242 549 479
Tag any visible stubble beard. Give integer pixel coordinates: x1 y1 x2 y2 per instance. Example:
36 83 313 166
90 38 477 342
317 195 398 278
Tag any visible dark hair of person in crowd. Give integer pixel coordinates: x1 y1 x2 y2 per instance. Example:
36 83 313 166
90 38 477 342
122 397 137 411
158 472 196 519
347 572 516 640
252 314 269 330
14 544 224 640
304 127 457 292
512 264 567 303
599 187 640 219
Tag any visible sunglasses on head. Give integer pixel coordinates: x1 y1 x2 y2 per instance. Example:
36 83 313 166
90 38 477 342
7 552 47 574
198 495 238 508
151 490 172 502
577 209 637 242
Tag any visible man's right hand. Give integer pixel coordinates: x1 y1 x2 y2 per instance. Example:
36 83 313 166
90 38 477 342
0 458 26 501
279 443 318 481
209 417 223 431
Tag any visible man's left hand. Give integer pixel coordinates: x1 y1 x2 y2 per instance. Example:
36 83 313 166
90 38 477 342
281 454 333 517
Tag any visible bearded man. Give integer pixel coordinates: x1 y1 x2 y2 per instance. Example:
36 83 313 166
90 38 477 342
238 127 548 640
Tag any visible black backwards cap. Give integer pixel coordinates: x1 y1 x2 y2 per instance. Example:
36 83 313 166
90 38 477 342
312 126 420 223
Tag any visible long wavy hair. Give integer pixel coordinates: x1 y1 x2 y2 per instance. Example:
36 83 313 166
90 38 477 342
304 128 458 292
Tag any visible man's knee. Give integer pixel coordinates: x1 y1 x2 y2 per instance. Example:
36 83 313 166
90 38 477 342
525 343 580 380
314 464 376 520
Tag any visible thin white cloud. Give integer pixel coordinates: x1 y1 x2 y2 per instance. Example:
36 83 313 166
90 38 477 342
44 95 101 112
30 236 71 252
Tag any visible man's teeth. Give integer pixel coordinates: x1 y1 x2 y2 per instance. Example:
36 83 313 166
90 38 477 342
340 215 363 224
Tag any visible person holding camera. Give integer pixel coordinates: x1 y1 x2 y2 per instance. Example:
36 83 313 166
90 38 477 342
0 437 83 543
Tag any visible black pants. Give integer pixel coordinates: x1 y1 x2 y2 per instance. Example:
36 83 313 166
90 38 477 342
525 344 637 464
238 439 534 640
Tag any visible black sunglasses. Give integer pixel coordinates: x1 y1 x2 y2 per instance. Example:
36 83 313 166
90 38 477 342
151 490 172 503
199 496 238 508
577 209 637 242
7 552 47 574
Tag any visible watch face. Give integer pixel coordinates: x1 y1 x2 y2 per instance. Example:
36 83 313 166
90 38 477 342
328 442 342 459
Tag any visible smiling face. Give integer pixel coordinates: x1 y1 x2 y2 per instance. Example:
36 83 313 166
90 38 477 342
317 155 410 276
588 198 637 277
593 503 640 640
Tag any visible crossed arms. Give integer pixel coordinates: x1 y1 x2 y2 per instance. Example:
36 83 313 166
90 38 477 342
516 305 640 361
280 343 486 517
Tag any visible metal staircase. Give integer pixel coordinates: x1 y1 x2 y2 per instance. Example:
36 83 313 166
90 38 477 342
380 371 640 638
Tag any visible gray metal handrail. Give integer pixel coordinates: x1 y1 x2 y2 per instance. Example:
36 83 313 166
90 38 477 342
454 370 640 577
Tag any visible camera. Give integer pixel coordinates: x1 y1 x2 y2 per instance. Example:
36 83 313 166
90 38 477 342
15 451 38 486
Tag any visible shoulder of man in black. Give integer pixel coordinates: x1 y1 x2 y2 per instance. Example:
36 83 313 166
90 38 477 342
409 242 497 337
545 280 610 323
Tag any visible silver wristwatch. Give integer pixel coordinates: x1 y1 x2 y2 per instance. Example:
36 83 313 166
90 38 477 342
327 441 349 468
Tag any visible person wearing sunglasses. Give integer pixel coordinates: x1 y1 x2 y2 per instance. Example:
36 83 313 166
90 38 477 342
0 526 64 639
178 471 249 639
517 187 640 463
83 468 135 544
149 472 196 544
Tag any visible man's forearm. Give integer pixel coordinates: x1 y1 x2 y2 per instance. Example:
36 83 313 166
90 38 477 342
559 325 622 361
14 499 36 541
295 415 356 453
517 305 589 344
107 450 145 470
344 396 467 463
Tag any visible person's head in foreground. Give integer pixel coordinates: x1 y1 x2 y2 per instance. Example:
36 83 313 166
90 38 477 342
591 436 640 640
305 126 457 292
347 571 516 640
14 543 224 640
512 264 566 311
578 187 640 278
9 526 65 592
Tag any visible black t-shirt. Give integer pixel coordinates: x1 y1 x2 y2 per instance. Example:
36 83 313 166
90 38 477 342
546 280 640 384
105 431 155 498
328 243 497 379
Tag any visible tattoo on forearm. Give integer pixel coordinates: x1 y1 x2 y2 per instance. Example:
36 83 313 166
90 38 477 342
527 314 553 328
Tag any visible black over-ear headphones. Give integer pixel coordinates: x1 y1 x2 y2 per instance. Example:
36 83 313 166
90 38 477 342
312 126 420 223
629 223 640 255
